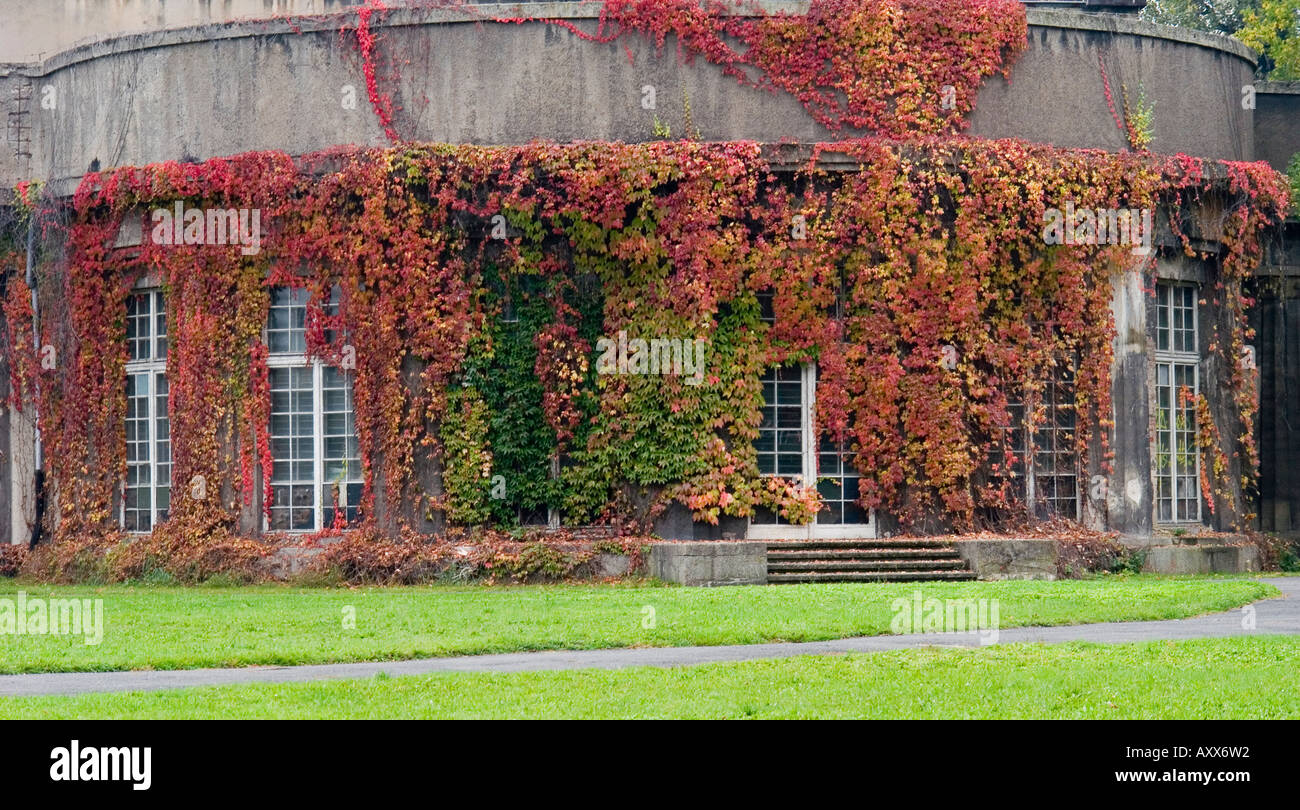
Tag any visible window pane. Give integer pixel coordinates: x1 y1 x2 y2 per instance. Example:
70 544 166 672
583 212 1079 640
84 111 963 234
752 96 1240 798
753 366 802 525
124 372 151 530
813 432 865 525
267 359 362 532
127 292 150 361
268 286 309 356
1155 282 1199 357
322 364 362 528
1154 360 1199 524
123 361 169 532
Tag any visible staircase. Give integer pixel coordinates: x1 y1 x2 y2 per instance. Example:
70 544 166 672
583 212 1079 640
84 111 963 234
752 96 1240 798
766 539 976 583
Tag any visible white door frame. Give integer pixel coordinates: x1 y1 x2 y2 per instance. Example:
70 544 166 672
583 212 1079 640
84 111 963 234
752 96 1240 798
747 363 876 539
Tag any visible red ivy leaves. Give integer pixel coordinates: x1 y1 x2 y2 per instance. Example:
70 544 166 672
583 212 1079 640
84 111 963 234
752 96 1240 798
344 0 1025 142
20 139 1289 542
354 0 400 144
535 320 591 449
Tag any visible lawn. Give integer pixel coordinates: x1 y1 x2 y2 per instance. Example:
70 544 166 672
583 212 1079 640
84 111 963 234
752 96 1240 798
4 636 1296 719
0 577 1276 674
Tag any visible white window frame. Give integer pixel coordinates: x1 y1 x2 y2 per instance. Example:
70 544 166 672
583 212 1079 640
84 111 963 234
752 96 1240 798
749 288 874 539
264 286 361 533
748 362 876 539
1153 281 1202 525
122 289 170 533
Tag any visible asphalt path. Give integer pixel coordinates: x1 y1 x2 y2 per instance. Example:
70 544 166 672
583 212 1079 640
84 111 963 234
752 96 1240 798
1 577 1295 697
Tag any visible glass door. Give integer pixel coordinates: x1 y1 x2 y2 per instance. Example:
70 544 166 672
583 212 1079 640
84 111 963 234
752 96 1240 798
749 363 874 538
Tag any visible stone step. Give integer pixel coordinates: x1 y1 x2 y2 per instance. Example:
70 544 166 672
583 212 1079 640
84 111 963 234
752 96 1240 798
768 559 970 573
760 538 976 583
767 570 978 583
767 548 964 561
765 539 956 551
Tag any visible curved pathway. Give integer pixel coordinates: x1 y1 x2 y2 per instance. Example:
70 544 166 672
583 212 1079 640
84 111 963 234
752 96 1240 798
1 577 1296 697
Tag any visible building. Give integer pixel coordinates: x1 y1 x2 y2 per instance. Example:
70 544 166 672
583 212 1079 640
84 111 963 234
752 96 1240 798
0 0 1295 551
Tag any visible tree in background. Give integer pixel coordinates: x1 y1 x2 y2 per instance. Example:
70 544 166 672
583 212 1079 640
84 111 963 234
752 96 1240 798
1142 0 1259 35
1238 0 1300 78
1143 0 1298 78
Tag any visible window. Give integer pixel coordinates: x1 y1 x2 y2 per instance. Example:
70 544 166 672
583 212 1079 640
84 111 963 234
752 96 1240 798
997 361 1079 520
814 277 865 525
755 363 806 480
756 289 775 324
752 295 797 511
815 433 867 525
267 285 309 354
751 363 813 527
1156 282 1197 354
752 281 869 531
1154 282 1200 523
266 286 362 531
123 290 170 531
1032 370 1078 519
751 363 869 530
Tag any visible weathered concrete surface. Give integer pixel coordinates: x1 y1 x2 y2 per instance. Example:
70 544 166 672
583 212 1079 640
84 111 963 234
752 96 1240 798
1254 227 1300 534
6 404 36 547
1142 543 1260 574
1 5 1263 193
590 552 636 578
259 545 328 580
0 0 364 64
0 365 10 546
1254 81 1300 174
257 535 348 579
653 501 747 541
648 541 767 586
0 4 1286 545
1 576 1292 697
954 538 1057 580
970 12 1257 161
1108 262 1153 541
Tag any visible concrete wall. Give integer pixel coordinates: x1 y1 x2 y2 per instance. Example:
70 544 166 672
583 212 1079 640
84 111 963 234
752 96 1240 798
0 0 366 64
0 364 9 545
970 12 1257 161
0 2 1285 546
653 501 748 541
0 5 1263 193
1141 542 1259 574
954 538 1057 580
7 405 36 546
1254 82 1300 174
1253 222 1300 534
648 541 767 586
1109 258 1154 540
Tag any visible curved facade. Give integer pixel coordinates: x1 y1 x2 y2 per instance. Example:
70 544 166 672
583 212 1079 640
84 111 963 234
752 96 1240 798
0 1 1295 554
0 4 1265 193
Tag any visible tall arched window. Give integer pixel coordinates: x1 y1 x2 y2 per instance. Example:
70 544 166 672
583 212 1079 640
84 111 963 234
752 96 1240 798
123 289 170 531
1154 281 1201 524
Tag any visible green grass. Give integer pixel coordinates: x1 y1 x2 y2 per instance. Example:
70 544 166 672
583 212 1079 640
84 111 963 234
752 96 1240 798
4 636 1296 719
0 577 1276 674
